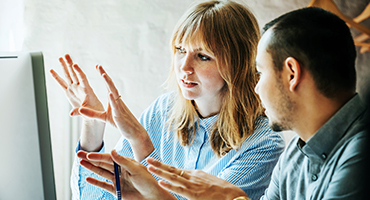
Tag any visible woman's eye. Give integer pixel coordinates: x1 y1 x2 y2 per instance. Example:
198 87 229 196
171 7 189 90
175 47 186 53
198 54 210 61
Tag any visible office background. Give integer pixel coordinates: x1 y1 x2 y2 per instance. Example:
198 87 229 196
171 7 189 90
1 0 369 199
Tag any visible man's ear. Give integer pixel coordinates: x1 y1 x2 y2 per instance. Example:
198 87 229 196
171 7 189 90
283 57 301 92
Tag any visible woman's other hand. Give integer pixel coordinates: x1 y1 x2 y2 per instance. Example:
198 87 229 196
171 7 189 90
147 158 248 200
78 150 176 200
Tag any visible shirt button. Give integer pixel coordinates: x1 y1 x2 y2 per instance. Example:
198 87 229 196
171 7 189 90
312 174 318 181
322 153 327 159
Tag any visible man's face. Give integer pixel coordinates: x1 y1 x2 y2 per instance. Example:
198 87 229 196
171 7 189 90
254 29 294 132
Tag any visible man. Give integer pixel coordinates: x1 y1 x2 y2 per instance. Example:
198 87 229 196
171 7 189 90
252 6 368 199
78 7 369 200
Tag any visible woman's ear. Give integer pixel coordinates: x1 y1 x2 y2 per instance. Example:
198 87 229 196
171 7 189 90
283 57 301 92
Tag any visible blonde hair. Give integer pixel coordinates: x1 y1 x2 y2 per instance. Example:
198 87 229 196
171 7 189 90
166 0 263 156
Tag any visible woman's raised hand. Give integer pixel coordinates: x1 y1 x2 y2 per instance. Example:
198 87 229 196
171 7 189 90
50 54 105 116
77 65 155 161
77 65 142 137
51 54 107 152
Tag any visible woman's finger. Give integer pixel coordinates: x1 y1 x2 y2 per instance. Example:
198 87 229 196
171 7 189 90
158 180 189 196
77 150 89 161
77 151 114 171
69 107 81 116
107 93 133 130
103 73 120 98
80 159 115 181
79 107 108 122
147 158 189 179
96 65 120 99
108 93 123 115
87 152 115 165
96 65 116 95
65 54 79 84
147 165 190 187
50 69 68 90
72 63 90 88
96 66 125 116
96 64 107 76
110 150 146 175
82 158 115 173
59 56 73 84
86 177 116 195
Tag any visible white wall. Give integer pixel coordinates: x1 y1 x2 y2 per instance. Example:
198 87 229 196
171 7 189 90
20 0 370 199
0 0 24 51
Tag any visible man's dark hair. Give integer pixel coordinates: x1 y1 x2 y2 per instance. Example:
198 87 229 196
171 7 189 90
263 7 356 98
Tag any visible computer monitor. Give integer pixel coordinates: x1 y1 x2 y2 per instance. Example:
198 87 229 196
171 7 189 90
0 52 56 200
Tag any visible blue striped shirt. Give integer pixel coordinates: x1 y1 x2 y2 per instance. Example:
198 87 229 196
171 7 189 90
71 92 285 200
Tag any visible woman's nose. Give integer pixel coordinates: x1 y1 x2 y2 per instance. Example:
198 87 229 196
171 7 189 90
180 54 194 74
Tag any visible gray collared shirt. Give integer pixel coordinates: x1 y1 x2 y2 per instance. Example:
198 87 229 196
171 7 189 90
260 94 368 200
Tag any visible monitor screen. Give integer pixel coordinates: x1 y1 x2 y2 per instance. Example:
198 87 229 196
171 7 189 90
0 52 56 200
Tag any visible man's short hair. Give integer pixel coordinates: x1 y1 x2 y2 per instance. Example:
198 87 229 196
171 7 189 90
263 7 357 98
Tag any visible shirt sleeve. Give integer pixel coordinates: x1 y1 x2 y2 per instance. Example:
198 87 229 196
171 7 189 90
70 141 117 200
136 93 171 166
219 130 285 200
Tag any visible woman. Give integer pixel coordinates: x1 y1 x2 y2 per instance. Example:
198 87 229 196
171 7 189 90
51 1 284 199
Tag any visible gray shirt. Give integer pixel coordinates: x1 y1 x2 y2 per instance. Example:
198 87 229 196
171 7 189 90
261 94 368 200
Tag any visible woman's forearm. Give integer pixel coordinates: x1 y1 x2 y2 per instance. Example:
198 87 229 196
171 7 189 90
80 119 106 152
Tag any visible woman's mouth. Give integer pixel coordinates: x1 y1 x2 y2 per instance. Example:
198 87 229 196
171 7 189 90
181 79 198 88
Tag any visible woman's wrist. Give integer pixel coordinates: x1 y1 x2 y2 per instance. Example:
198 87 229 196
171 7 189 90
80 119 106 152
226 186 249 200
233 196 251 200
128 130 155 161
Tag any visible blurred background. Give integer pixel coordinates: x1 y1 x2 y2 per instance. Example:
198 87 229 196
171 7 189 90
1 0 369 199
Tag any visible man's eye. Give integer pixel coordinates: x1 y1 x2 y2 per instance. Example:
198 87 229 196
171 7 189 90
198 54 210 61
175 47 186 53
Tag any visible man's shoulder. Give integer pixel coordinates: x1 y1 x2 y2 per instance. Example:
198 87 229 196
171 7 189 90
333 107 369 158
334 129 368 163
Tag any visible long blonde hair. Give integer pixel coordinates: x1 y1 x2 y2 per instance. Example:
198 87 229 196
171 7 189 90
166 0 263 156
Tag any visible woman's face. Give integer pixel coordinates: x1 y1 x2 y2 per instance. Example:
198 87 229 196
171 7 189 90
174 42 225 104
